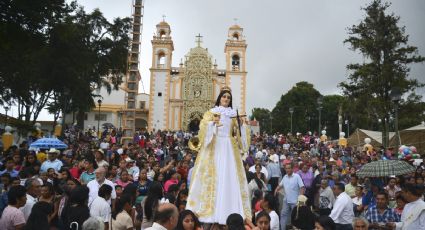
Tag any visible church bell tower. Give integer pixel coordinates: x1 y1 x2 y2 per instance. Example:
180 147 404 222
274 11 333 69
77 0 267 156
225 24 247 115
148 20 174 131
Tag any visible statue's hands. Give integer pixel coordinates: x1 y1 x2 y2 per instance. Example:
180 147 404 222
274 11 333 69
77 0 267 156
213 113 222 127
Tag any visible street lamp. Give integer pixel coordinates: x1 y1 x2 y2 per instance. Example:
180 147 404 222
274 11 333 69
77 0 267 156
317 97 323 133
269 114 273 134
97 99 102 138
390 87 402 147
4 106 9 128
118 110 123 130
344 119 350 137
289 107 294 134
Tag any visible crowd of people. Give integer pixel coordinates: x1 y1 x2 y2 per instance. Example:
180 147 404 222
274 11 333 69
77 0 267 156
0 125 424 230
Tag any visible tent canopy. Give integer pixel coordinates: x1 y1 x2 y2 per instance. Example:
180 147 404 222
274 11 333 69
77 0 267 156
347 128 394 149
389 123 425 154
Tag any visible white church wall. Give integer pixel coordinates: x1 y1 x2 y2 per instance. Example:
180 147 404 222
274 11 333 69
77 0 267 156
84 111 115 131
96 86 126 105
229 75 242 111
175 81 181 99
152 72 167 130
136 93 150 110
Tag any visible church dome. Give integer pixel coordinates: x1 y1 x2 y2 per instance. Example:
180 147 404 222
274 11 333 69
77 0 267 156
157 21 170 28
229 24 241 30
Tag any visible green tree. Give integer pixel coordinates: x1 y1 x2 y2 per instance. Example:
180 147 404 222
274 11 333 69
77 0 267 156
0 0 75 123
340 0 425 147
321 95 347 139
251 108 271 134
271 81 322 134
0 0 131 129
46 7 131 127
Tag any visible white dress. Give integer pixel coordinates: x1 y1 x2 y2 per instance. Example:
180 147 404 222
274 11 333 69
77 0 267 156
186 106 251 224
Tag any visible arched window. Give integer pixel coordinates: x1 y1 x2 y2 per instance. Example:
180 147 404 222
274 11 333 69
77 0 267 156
159 30 166 38
232 33 239 41
157 51 166 68
232 54 240 70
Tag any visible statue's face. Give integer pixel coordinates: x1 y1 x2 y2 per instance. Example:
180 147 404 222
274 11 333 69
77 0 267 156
220 92 231 107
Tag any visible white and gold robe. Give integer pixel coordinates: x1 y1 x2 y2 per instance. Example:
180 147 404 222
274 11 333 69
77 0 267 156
186 106 251 224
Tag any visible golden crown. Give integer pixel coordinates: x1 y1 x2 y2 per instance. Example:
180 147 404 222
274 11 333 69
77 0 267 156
220 86 232 93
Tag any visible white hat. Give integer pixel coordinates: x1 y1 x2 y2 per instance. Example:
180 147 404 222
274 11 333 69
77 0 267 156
269 154 279 163
117 148 123 154
48 148 60 154
125 158 135 163
297 195 308 204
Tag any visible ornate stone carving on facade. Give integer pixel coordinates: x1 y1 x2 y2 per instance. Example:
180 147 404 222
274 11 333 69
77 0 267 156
182 46 215 130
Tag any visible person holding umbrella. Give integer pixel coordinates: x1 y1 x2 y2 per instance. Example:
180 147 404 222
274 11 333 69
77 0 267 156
40 148 63 173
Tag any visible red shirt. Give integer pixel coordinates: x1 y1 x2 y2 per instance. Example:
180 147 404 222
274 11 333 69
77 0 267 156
138 139 145 148
177 166 188 180
69 167 82 179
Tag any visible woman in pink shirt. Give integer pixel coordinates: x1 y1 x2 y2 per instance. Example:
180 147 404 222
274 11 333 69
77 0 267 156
0 185 27 230
115 169 132 188
164 170 179 193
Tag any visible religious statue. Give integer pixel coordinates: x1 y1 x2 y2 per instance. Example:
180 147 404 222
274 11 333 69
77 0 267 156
320 130 328 143
186 86 251 224
363 137 373 155
338 132 347 148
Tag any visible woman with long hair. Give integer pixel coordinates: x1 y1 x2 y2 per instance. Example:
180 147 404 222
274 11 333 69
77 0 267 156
24 201 53 230
186 87 251 224
153 172 165 187
58 178 81 229
254 163 267 184
22 153 41 173
141 181 163 229
135 168 152 201
111 194 134 230
39 183 60 224
176 189 188 209
61 186 90 230
176 210 202 230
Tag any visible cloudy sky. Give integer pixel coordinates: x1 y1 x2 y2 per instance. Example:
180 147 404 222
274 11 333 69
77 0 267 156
8 0 424 120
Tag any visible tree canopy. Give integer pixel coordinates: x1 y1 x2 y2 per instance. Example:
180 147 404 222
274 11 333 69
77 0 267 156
340 0 425 146
0 0 131 130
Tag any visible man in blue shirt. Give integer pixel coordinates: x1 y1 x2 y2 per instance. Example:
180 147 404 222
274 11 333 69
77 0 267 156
0 157 19 178
365 191 400 229
40 148 63 173
274 163 305 230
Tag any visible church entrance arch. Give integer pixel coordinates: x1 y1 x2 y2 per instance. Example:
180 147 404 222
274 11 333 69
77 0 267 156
135 119 148 131
188 112 202 133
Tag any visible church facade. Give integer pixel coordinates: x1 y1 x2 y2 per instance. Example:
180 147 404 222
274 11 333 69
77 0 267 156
148 21 248 131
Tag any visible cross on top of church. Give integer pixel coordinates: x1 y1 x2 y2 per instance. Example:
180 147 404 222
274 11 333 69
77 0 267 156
162 15 166 21
233 18 238 25
195 33 203 47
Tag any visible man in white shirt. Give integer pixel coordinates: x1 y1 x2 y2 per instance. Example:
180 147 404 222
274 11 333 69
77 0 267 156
20 178 41 220
387 184 425 230
87 167 116 207
40 149 63 173
329 183 355 230
90 184 112 230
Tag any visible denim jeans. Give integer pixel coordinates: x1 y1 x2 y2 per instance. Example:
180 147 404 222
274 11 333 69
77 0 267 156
280 202 296 230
